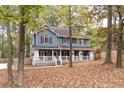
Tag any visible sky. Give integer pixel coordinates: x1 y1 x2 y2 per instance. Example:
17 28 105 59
102 19 107 27
102 17 119 28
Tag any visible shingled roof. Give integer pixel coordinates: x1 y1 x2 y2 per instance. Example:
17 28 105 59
39 25 89 39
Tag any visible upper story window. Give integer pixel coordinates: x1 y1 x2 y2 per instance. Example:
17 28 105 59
49 37 52 44
67 38 69 43
45 35 48 43
41 36 44 43
84 39 89 45
62 37 67 44
41 35 52 44
79 39 82 45
72 38 76 44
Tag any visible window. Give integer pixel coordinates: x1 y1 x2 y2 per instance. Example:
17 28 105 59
62 37 67 43
41 36 44 43
41 35 52 44
79 39 82 45
63 38 66 43
67 38 69 43
45 35 48 43
62 38 63 43
84 39 89 45
49 37 52 44
72 38 76 44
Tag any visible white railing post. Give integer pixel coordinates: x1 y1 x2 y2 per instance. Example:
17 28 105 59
86 56 89 60
51 56 53 63
79 51 82 61
87 56 89 60
89 51 94 61
79 56 81 62
76 56 77 61
43 56 45 62
32 57 35 66
54 56 57 66
72 51 74 61
83 56 86 61
77 56 79 62
59 56 62 65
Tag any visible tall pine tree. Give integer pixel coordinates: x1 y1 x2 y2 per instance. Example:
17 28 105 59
18 5 26 87
104 5 113 64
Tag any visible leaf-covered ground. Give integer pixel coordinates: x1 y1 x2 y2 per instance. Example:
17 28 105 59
1 59 124 88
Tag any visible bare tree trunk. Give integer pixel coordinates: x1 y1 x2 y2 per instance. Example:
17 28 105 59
104 5 112 64
113 12 117 49
18 6 26 87
69 5 73 67
6 23 13 82
122 31 124 67
116 6 123 68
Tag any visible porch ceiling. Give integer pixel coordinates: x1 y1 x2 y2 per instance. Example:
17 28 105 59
34 46 94 51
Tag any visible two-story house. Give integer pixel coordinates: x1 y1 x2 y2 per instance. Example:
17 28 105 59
31 25 94 66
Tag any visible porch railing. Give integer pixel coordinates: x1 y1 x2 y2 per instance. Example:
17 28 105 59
33 56 93 65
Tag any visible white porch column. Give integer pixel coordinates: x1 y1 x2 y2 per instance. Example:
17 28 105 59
34 50 39 57
79 51 82 61
52 50 54 63
32 49 39 66
90 51 94 60
59 50 62 65
52 50 57 66
60 50 62 56
72 51 75 61
52 50 54 56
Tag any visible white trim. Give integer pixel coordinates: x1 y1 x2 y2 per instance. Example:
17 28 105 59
32 56 94 66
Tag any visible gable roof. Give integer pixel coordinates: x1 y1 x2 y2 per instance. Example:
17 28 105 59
38 25 90 39
50 27 70 37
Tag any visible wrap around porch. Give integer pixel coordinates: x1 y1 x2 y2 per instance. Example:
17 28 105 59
32 49 94 66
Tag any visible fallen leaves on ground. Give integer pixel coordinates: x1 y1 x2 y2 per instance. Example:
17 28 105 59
1 59 124 88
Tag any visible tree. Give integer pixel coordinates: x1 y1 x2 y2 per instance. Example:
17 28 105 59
68 5 73 67
116 6 123 68
6 22 13 82
5 6 14 83
18 5 26 87
17 5 45 87
112 11 118 49
104 5 113 64
43 6 60 26
0 5 16 82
